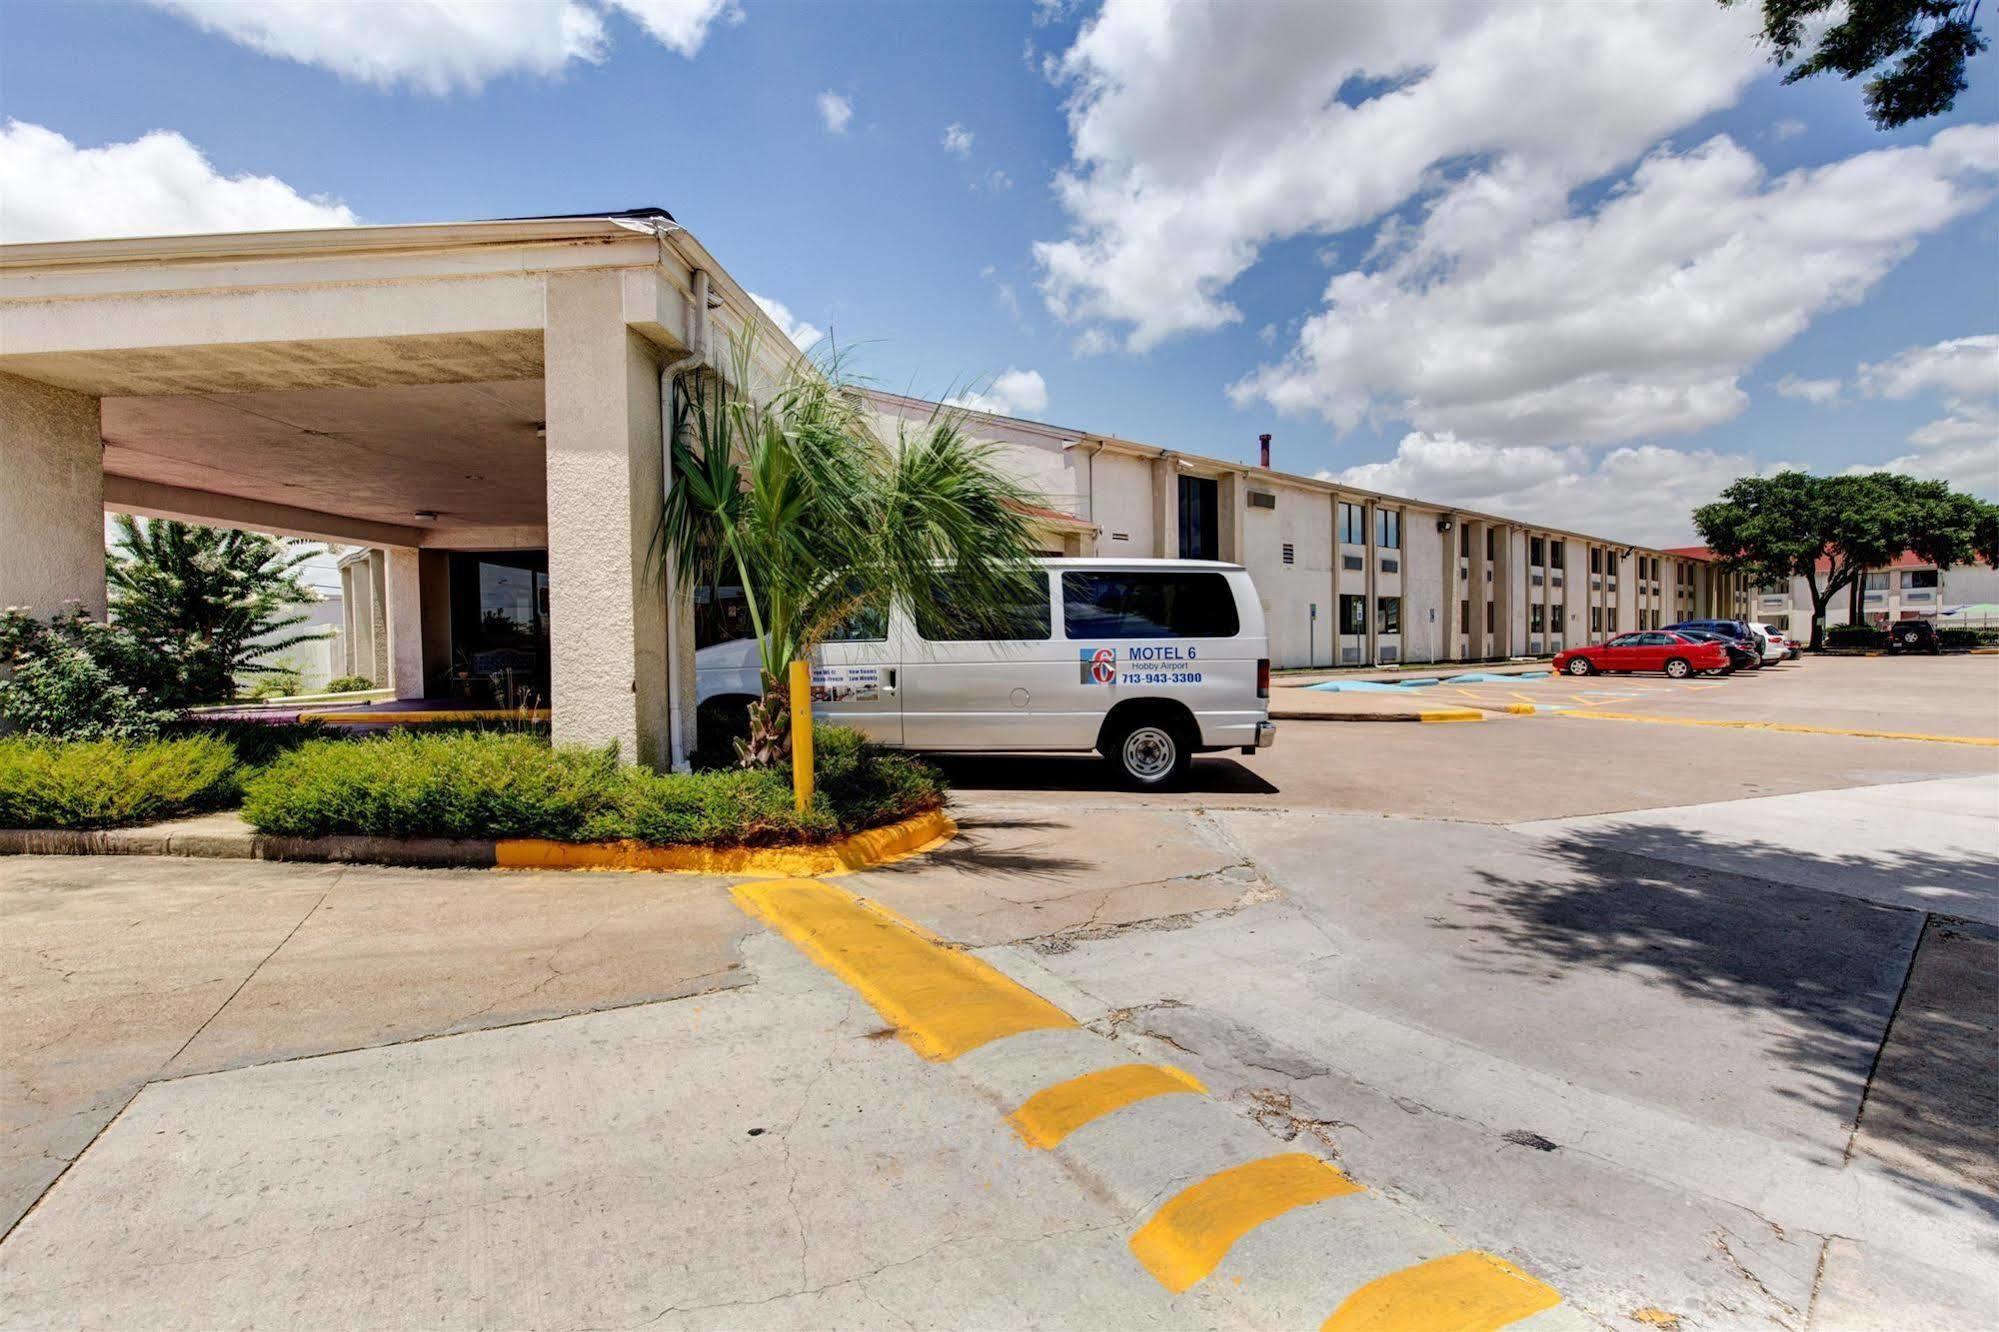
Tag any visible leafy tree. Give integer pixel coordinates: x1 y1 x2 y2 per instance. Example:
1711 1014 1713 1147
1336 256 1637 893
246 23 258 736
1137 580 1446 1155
0 606 183 738
106 515 330 702
1724 0 1987 129
656 334 1042 766
1694 471 1987 648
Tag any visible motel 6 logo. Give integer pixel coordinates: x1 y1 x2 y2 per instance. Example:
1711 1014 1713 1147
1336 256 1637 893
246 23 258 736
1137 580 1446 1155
1081 646 1117 685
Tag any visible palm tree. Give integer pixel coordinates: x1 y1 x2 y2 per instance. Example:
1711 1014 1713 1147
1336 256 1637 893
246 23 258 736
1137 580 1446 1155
106 515 331 702
656 335 1045 765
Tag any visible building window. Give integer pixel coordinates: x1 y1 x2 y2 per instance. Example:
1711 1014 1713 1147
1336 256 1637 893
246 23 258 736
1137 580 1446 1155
1529 603 1544 633
1177 475 1218 560
1549 540 1565 570
1530 536 1545 567
1460 526 1471 557
1552 603 1566 629
1377 596 1401 635
1905 568 1939 589
1590 606 1602 634
1376 508 1401 550
1590 547 1602 574
1864 571 1889 590
1339 502 1366 545
1486 601 1495 632
1486 528 1497 559
1460 600 1471 634
1338 593 1367 635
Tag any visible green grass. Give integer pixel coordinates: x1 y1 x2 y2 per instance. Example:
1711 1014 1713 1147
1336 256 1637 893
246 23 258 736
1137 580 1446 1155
239 727 944 846
0 735 239 830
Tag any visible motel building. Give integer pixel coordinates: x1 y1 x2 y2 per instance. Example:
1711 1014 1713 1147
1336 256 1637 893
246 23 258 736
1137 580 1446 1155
1 213 1750 770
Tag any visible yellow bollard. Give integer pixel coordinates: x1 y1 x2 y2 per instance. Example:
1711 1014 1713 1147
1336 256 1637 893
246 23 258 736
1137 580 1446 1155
788 658 814 813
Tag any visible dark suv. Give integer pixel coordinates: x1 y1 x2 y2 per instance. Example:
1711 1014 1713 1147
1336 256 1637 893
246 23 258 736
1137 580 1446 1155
1888 619 1941 654
1664 620 1762 668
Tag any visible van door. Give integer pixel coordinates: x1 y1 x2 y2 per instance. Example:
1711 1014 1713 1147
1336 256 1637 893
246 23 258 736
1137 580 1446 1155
808 599 902 746
1053 567 1254 748
900 570 1066 749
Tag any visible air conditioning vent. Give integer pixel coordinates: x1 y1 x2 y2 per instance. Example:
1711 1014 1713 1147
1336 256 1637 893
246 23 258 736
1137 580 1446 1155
1281 543 1295 565
1110 531 1130 542
1378 646 1399 662
1247 490 1277 510
1380 558 1400 574
1342 554 1363 571
1341 646 1361 663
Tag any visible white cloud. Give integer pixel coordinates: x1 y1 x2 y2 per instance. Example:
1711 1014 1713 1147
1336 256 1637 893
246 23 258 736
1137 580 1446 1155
0 121 356 242
945 368 1050 418
148 0 737 95
1858 334 1999 400
976 169 1014 193
817 91 854 134
1231 125 1999 447
1072 328 1117 358
942 123 974 158
1768 117 1808 142
1327 432 1761 546
1034 0 1769 351
1774 375 1841 405
748 292 823 351
1854 335 1999 496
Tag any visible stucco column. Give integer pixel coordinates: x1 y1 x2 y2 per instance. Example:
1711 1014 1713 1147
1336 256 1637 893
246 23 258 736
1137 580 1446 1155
382 546 426 700
1150 454 1178 559
1363 502 1379 665
1440 518 1461 661
0 373 105 619
543 271 670 768
1492 524 1517 657
367 552 390 684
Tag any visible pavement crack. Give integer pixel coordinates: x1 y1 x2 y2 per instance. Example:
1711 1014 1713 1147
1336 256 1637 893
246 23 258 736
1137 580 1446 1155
163 873 341 1070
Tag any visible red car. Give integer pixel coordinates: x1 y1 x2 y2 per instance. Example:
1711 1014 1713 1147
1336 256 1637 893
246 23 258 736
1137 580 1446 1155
1553 631 1731 679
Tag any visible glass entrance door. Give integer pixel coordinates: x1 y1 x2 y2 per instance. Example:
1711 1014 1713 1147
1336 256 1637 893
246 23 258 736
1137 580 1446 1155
448 551 550 706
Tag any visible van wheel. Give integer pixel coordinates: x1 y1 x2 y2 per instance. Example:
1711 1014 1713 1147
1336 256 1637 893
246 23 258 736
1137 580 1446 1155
1664 657 1692 679
1106 716 1191 790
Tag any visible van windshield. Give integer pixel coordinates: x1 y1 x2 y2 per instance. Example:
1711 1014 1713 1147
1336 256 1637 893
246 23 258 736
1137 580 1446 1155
1062 571 1239 639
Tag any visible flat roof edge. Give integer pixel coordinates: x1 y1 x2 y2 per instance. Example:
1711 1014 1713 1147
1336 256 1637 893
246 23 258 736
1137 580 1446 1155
0 217 650 269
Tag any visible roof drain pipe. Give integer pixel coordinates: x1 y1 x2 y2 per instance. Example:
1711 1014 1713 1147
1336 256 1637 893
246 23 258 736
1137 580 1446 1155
658 267 709 772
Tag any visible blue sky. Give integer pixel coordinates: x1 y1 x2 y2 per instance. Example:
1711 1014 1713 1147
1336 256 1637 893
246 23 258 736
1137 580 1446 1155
4 0 1995 545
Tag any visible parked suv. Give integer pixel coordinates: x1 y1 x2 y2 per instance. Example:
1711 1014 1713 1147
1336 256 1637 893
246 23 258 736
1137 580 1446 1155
1665 619 1771 666
1888 618 1941 655
1673 628 1759 673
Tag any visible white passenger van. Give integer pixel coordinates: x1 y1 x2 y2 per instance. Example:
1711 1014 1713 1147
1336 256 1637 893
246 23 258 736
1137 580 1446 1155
695 559 1275 787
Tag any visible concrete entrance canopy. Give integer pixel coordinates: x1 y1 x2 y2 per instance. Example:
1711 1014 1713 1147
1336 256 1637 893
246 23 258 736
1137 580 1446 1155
0 213 800 768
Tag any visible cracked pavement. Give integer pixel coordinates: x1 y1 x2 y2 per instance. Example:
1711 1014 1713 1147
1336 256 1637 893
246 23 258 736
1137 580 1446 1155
3 670 1997 1329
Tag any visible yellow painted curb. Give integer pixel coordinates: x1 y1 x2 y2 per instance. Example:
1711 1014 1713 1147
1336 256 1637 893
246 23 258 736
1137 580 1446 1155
1009 1064 1206 1149
1130 1153 1364 1293
1417 708 1486 723
731 877 1075 1060
495 809 958 877
1319 1250 1562 1331
299 708 553 725
1555 711 1998 748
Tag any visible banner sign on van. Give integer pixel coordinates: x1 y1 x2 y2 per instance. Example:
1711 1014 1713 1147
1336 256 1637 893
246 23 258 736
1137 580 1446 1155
1080 646 1117 685
810 663 881 703
1081 644 1205 687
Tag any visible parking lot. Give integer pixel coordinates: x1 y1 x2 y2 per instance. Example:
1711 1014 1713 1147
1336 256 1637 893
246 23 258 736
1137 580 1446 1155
3 655 1995 1329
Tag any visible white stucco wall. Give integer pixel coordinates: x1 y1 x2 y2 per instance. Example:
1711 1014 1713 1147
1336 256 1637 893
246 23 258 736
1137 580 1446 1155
1400 510 1444 664
1242 477 1333 668
1 371 105 617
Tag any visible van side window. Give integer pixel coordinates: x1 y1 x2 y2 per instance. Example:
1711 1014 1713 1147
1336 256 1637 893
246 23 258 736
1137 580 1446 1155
823 601 888 642
913 572 1052 642
1062 571 1240 639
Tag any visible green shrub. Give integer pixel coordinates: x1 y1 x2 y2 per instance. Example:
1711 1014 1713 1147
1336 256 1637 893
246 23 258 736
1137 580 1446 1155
0 735 238 830
324 675 376 693
0 606 185 739
1939 626 1999 649
241 733 621 840
239 725 945 846
1825 624 1888 649
241 671 303 701
167 717 331 768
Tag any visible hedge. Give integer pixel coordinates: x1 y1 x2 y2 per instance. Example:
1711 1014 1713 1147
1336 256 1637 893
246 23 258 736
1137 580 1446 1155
238 727 943 846
0 735 239 830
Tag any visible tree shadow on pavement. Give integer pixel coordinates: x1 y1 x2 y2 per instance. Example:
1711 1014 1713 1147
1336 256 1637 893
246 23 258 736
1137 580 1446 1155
877 815 1095 880
1452 825 1999 1225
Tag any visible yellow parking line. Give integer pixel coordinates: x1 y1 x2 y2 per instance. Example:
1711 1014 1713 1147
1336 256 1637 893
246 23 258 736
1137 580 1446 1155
1418 709 1486 723
1320 1251 1562 1331
731 878 1076 1060
1009 1064 1206 1149
1556 711 1999 747
1129 1153 1363 1293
